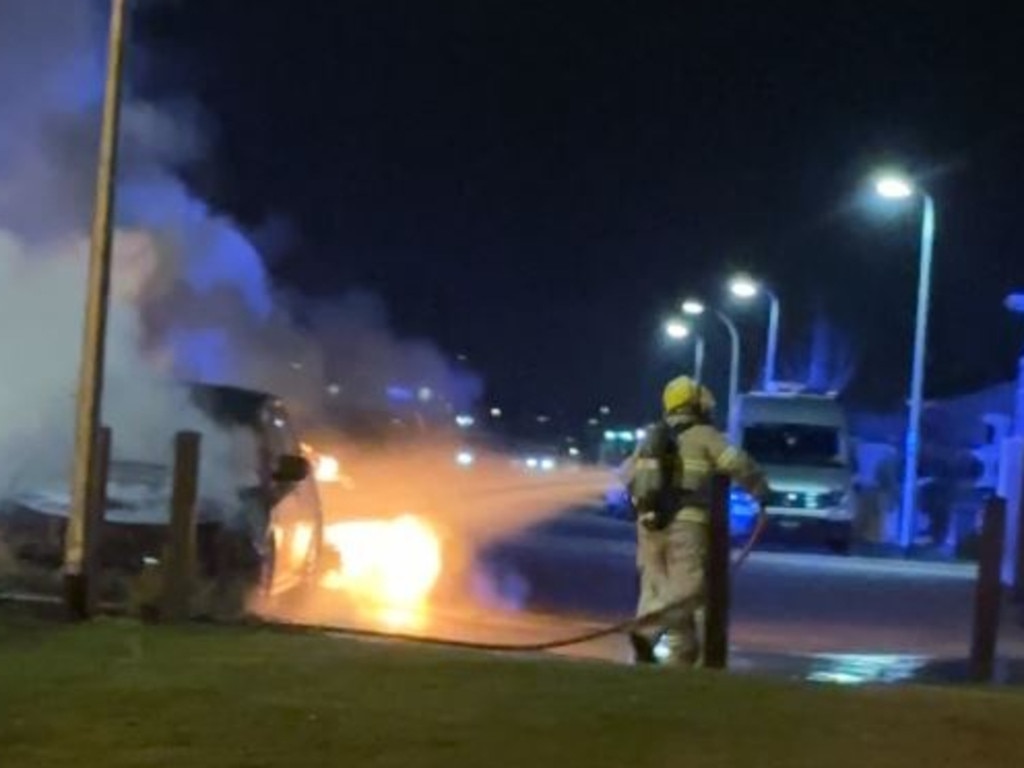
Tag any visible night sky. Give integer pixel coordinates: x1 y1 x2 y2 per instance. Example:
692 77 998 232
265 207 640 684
138 2 1024 426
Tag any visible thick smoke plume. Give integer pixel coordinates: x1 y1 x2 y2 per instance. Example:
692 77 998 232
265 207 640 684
0 0 479 503
1 3 614 633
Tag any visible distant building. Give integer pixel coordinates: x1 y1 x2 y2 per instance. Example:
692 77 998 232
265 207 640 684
850 380 1016 490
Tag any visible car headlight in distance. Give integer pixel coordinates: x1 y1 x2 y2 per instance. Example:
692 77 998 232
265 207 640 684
540 457 556 471
525 457 539 469
455 450 475 467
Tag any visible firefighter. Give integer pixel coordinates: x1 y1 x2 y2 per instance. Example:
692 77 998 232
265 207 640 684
623 376 769 666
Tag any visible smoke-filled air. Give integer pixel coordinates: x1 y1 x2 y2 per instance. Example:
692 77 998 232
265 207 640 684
0 0 617 630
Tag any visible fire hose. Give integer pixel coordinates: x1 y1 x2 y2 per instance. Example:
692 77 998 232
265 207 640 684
255 515 768 654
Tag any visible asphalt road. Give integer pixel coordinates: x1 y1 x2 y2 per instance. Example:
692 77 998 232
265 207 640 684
475 510 1024 661
289 508 1024 683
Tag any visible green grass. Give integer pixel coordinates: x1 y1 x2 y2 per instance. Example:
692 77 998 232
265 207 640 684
1 614 1023 767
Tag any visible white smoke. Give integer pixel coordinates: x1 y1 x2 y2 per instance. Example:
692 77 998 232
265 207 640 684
0 0 480 506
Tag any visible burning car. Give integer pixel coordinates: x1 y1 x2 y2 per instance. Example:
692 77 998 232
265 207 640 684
0 383 324 604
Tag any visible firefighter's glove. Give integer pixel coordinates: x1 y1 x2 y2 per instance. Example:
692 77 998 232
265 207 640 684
639 510 673 531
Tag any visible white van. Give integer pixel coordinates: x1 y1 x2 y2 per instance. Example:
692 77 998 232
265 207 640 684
734 388 856 553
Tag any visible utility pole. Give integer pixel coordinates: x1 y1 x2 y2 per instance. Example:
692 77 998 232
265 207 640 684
63 0 129 618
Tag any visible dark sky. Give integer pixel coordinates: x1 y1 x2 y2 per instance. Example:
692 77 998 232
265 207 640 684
138 2 1024 426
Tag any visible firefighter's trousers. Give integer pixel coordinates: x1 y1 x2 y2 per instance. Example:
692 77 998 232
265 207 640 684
635 513 708 666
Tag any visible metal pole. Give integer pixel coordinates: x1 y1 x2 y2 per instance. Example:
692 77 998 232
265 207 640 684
764 291 781 392
693 334 706 384
716 310 742 442
63 0 128 619
898 194 936 551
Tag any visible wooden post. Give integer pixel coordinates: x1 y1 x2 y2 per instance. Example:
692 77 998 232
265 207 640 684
82 426 112 616
704 473 732 670
1014 463 1024 604
62 0 128 621
969 495 1006 683
160 431 201 622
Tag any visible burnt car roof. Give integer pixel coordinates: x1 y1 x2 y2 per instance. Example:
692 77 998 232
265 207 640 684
186 382 277 430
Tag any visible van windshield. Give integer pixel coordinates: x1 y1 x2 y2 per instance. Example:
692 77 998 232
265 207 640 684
743 423 844 468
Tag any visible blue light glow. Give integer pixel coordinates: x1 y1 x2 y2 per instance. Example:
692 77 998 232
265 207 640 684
386 385 414 402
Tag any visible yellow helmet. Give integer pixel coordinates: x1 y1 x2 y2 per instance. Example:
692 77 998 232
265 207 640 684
663 376 716 416
662 376 700 414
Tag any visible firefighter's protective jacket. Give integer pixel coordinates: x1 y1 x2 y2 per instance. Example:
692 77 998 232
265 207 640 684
622 414 769 524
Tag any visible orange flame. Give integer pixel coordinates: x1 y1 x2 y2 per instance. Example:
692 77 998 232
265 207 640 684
320 514 442 629
315 454 342 483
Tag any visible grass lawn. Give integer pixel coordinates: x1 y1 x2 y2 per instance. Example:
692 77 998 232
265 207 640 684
1 612 1023 767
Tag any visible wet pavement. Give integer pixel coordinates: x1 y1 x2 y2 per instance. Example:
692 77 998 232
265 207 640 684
466 509 1024 683
301 602 1024 686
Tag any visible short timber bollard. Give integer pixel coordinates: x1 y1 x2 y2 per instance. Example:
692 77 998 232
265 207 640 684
82 426 112 616
1014 464 1024 604
704 473 732 670
160 430 201 622
969 495 1006 683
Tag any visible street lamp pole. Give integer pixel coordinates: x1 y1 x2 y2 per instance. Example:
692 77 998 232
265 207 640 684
682 299 742 439
898 193 937 550
764 289 781 392
693 333 706 384
715 310 742 442
728 275 780 393
63 0 128 618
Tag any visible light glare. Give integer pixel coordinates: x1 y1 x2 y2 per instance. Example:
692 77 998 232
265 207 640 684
875 176 914 200
681 299 705 316
665 319 690 340
729 275 759 300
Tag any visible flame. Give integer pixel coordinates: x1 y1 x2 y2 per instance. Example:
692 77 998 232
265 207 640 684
289 522 314 569
301 443 352 487
320 514 442 630
315 454 341 482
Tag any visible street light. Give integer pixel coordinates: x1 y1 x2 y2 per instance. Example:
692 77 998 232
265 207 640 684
728 273 781 392
64 0 129 618
664 317 705 382
875 176 914 200
728 275 759 300
872 170 937 551
682 298 743 441
664 318 690 340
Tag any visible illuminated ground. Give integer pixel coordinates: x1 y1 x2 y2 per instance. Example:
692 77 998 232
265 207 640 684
292 508 1024 684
